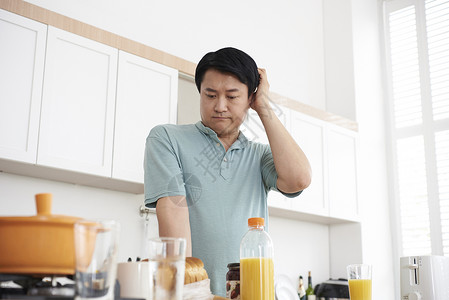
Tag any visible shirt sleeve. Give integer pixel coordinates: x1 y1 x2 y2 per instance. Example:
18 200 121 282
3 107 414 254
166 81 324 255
260 144 302 198
144 125 186 208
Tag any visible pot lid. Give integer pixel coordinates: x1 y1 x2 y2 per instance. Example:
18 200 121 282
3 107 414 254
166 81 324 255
0 193 82 225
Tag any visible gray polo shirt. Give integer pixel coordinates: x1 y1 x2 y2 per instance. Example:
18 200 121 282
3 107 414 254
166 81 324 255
144 121 300 296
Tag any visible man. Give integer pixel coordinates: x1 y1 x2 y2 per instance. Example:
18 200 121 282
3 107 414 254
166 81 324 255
144 47 311 296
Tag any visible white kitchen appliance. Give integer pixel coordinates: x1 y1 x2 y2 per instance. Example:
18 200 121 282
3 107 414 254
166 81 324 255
400 255 449 300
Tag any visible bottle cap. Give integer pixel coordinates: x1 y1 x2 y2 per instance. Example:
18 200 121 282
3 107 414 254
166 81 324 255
248 217 264 227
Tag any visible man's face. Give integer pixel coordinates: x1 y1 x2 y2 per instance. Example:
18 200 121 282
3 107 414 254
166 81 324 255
199 69 250 138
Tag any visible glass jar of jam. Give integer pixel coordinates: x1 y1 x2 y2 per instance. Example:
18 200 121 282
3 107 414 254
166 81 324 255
226 263 240 299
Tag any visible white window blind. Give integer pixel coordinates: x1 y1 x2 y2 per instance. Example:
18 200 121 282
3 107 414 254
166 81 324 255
436 130 449 254
396 136 431 256
427 1 449 120
384 0 449 257
389 5 423 129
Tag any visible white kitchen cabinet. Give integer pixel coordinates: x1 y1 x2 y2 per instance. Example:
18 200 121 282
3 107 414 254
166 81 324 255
241 103 293 209
267 104 293 210
241 101 289 145
267 108 359 224
240 110 267 144
113 51 178 183
0 9 46 163
268 186 292 210
290 110 328 217
37 26 118 177
327 124 359 221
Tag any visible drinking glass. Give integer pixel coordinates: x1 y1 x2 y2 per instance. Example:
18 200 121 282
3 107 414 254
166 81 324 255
346 264 372 300
74 220 120 300
148 237 186 300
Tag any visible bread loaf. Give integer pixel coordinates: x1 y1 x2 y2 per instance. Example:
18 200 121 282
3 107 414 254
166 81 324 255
184 257 208 284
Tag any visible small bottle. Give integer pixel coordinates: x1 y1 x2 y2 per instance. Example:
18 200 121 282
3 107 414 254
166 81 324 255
240 217 274 300
226 263 240 299
305 271 316 300
298 275 306 300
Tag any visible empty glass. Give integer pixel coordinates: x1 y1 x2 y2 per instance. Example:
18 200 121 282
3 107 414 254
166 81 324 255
148 237 186 300
74 220 120 300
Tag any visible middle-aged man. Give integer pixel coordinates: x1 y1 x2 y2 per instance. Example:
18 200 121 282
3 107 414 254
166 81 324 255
144 47 312 296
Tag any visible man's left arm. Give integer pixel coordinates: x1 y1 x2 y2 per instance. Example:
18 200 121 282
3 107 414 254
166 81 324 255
252 68 312 194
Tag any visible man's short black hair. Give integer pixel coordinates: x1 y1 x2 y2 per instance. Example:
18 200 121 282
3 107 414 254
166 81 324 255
195 47 260 97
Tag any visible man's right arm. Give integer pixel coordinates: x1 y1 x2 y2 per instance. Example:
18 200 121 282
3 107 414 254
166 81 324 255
156 195 192 257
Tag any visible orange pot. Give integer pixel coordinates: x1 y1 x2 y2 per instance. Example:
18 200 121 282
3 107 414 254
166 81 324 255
0 193 93 275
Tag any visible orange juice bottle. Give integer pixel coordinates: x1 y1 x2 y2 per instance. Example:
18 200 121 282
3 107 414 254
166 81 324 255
240 217 274 300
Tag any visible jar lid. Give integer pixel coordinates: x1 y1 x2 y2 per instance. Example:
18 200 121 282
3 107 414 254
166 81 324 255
227 262 240 269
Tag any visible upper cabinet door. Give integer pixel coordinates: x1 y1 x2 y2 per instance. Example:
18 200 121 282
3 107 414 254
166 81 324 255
327 124 359 221
290 110 328 216
38 26 118 176
241 110 268 144
112 51 178 183
263 104 293 209
0 9 46 163
241 101 289 145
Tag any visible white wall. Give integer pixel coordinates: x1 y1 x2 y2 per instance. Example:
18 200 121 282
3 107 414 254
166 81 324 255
323 0 356 120
2 0 395 297
269 216 330 288
351 0 396 299
25 0 327 110
0 172 158 262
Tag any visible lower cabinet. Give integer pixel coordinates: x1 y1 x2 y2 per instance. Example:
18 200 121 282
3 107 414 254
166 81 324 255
112 51 178 183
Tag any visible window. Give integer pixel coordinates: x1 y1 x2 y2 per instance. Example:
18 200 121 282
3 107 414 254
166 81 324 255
383 0 449 257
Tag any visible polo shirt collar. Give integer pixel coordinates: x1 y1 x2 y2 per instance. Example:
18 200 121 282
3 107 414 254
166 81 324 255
195 121 215 136
195 121 248 149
